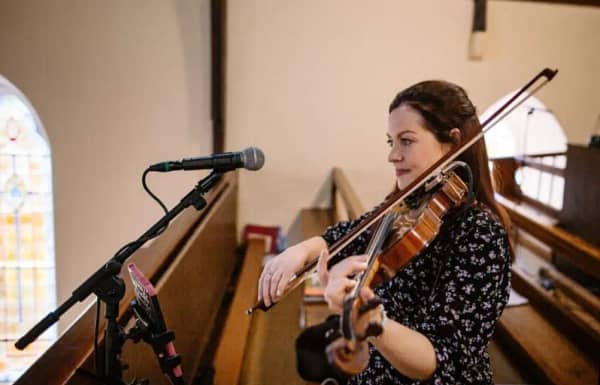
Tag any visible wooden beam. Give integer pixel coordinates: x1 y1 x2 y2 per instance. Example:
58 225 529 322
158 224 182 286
516 155 565 177
211 0 226 152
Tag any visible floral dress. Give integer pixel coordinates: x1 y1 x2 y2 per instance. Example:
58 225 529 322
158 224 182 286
321 203 512 385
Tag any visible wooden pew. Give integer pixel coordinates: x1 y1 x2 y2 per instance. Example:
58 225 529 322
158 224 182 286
14 172 239 385
299 208 335 330
213 238 266 385
491 156 600 385
300 168 364 329
498 194 600 280
496 303 597 385
494 234 600 384
497 252 600 384
496 264 599 383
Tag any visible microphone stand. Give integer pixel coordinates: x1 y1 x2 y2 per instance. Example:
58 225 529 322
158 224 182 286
16 171 223 385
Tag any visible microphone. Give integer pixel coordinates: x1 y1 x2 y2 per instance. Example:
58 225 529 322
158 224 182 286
149 147 265 172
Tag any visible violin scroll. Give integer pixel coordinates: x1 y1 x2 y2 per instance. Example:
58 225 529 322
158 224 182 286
326 295 386 375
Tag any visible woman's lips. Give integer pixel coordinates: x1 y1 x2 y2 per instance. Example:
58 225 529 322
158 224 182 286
395 169 411 176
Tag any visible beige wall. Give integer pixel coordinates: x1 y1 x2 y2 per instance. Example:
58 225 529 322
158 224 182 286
227 0 600 233
0 0 213 331
1 0 599 339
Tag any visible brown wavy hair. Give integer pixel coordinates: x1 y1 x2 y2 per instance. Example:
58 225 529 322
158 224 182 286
389 80 510 232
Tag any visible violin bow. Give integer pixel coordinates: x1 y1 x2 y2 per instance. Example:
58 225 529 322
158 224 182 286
247 67 558 314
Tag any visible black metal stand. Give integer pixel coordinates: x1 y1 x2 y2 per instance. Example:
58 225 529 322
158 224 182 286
127 300 184 385
15 171 223 385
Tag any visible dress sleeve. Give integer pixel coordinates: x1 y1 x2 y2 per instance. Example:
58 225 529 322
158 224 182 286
321 210 375 259
413 212 512 384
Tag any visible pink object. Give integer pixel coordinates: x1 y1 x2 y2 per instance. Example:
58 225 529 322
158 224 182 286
128 263 183 379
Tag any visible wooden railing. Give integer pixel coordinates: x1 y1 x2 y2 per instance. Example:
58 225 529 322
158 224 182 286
331 167 365 221
14 172 239 385
491 152 566 218
498 195 600 279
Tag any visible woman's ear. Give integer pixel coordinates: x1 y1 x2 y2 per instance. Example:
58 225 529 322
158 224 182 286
449 128 462 144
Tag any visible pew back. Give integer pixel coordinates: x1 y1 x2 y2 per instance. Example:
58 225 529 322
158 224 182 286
14 173 239 385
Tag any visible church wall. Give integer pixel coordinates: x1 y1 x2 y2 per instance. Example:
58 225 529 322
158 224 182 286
226 0 600 233
0 0 213 331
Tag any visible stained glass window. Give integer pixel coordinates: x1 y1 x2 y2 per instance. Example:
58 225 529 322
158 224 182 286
0 76 56 383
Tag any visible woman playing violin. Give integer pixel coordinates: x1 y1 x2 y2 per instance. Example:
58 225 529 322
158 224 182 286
258 80 512 384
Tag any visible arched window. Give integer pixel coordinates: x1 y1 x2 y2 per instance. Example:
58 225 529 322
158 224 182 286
482 93 567 211
0 76 56 382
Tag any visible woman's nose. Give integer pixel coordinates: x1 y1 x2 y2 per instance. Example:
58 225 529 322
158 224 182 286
388 146 403 163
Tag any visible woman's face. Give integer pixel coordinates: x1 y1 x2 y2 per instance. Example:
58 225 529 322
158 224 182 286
387 104 452 190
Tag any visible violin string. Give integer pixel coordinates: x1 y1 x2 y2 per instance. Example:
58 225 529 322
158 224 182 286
351 213 397 298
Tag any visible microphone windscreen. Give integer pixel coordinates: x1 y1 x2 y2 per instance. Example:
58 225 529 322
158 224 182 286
243 147 265 170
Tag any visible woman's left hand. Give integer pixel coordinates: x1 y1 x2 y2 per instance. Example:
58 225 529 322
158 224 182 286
317 250 368 314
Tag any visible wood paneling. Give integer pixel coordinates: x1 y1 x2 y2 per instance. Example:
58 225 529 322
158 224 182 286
119 175 238 384
559 144 600 247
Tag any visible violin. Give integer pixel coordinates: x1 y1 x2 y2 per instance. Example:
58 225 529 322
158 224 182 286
247 68 558 317
325 164 470 374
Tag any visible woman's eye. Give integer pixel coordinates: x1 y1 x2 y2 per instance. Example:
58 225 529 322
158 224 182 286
386 138 393 147
400 138 413 146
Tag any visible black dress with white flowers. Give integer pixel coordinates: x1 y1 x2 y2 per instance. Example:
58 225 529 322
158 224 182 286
321 203 512 385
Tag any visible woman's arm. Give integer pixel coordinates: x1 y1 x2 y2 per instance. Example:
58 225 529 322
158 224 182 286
318 254 437 380
368 305 437 380
258 236 327 306
258 206 377 307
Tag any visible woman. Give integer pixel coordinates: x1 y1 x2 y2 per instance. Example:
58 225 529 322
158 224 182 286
258 80 512 384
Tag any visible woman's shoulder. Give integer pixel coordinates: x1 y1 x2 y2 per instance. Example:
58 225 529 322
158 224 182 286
442 203 511 261
452 202 507 238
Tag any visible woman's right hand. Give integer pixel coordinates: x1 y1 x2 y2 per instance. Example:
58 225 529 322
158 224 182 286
318 251 368 314
258 239 319 307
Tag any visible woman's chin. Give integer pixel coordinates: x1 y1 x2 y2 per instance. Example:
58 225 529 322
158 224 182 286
396 179 409 190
